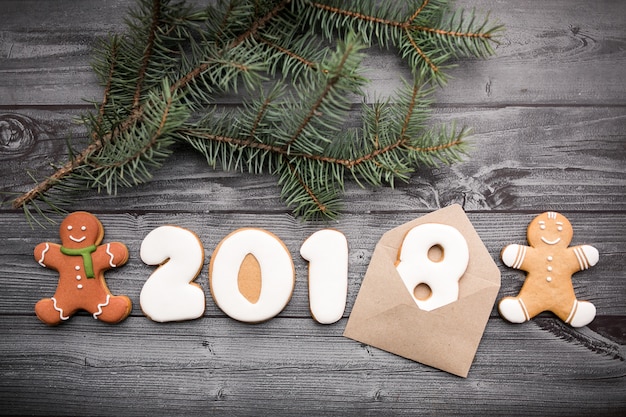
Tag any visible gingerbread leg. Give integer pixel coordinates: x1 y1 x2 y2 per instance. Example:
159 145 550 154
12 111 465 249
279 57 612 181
498 296 530 323
565 300 596 328
92 295 132 324
35 298 69 326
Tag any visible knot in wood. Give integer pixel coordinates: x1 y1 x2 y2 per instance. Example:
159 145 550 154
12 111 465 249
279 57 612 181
0 114 37 158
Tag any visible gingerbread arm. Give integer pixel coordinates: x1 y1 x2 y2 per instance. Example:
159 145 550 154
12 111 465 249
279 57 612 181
569 244 599 272
34 242 61 270
501 244 531 270
95 242 129 269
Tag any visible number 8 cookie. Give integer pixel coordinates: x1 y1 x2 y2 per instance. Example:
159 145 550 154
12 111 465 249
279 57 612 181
395 223 469 311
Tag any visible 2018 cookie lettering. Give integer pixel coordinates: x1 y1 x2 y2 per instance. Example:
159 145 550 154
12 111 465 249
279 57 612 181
300 229 348 324
34 210 600 328
34 212 132 325
395 223 469 311
140 225 206 322
499 211 599 327
209 228 295 323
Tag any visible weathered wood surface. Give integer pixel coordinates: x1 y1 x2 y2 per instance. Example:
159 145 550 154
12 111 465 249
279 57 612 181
1 0 625 416
1 0 625 106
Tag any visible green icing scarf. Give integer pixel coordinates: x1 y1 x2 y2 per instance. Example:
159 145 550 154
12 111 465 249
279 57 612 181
60 244 97 278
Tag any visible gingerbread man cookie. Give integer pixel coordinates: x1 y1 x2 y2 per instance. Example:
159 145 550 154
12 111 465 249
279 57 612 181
499 211 598 327
34 211 132 325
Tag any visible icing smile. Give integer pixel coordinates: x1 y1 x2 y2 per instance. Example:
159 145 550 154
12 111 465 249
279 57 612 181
541 236 561 245
69 235 87 243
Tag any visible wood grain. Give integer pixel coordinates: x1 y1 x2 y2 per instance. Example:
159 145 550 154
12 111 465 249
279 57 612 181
1 0 625 105
0 317 624 416
0 0 624 415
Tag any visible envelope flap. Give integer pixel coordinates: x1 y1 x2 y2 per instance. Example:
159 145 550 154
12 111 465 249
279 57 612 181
348 243 417 319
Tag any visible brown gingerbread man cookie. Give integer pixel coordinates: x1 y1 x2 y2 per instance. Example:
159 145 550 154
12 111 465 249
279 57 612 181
499 211 598 327
34 211 132 325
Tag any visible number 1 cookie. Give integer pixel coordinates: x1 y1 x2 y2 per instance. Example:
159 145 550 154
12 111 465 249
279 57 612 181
34 211 132 325
499 211 599 327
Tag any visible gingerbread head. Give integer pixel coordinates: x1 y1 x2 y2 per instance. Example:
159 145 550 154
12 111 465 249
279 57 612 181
34 211 132 325
526 211 573 250
59 212 104 250
499 211 598 327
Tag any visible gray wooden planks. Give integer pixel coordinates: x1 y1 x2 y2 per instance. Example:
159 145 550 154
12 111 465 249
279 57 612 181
1 0 625 105
0 0 625 415
0 317 624 416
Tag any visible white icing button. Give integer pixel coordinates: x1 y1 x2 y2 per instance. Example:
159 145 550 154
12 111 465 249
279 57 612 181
75 265 81 271
77 284 83 289
546 277 552 282
76 275 82 280
547 266 553 272
547 256 553 261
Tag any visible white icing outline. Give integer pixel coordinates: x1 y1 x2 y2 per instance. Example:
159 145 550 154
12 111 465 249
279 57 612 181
105 243 116 267
210 228 294 323
540 236 561 245
396 223 469 311
51 297 69 321
300 229 348 324
565 299 578 324
574 247 587 270
38 243 50 267
512 245 526 269
140 225 206 323
93 294 111 319
518 298 530 321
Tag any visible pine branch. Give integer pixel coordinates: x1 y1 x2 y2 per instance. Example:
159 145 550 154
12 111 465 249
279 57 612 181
302 0 502 83
12 0 285 214
11 0 501 222
132 0 161 109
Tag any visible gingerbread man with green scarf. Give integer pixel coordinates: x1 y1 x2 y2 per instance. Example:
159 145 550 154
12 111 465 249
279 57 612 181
34 211 132 325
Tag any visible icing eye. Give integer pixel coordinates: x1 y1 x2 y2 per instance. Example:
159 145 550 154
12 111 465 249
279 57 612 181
557 226 563 231
539 225 546 230
67 225 73 231
81 226 87 231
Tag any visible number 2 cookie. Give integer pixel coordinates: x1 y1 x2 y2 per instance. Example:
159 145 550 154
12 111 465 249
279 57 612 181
499 211 599 327
34 211 132 325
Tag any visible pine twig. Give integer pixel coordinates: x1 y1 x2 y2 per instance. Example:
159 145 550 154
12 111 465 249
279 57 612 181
11 142 99 210
11 0 500 221
12 0 292 213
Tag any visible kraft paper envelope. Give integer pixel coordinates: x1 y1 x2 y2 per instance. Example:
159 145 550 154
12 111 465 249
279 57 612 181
343 204 500 377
